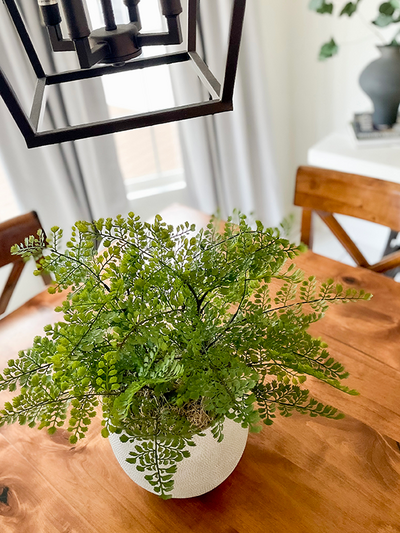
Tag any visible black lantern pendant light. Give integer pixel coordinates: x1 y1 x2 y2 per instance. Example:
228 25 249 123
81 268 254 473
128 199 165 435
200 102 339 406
0 0 246 148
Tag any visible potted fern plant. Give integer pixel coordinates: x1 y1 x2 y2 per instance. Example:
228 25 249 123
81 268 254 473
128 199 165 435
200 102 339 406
0 212 370 499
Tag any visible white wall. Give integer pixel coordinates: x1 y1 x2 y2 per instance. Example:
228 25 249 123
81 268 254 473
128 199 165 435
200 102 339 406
256 0 395 217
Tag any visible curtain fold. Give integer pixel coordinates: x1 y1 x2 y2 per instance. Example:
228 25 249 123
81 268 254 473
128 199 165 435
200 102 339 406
172 0 284 227
0 2 82 231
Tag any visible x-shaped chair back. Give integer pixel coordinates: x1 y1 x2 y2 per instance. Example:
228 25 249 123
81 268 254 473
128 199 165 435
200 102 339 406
0 211 51 315
294 166 400 273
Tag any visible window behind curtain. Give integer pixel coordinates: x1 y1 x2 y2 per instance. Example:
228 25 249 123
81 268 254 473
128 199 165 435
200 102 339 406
85 0 186 208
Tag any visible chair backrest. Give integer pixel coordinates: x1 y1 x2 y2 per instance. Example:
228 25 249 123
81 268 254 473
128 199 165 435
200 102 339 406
0 211 51 315
294 166 400 273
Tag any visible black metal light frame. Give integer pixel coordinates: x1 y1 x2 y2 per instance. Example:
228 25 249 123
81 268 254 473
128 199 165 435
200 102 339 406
0 0 246 148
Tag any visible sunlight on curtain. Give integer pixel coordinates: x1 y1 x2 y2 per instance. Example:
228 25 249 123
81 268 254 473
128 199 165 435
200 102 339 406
85 0 185 193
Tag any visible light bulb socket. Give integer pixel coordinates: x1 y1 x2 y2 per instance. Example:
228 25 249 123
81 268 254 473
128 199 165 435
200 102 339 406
160 0 183 17
59 0 90 39
39 3 62 26
123 0 141 28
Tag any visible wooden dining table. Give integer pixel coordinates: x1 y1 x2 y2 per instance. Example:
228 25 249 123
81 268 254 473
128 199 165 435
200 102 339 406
1 205 400 533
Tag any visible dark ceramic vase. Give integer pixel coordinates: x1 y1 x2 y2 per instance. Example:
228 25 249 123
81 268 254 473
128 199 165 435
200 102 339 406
359 45 400 127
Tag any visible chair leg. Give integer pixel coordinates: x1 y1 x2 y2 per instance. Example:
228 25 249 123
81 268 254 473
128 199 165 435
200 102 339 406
0 260 24 315
382 229 400 279
38 256 52 286
41 272 52 285
300 209 313 248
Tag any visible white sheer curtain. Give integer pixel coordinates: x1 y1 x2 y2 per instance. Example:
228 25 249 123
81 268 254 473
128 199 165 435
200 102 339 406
172 0 284 227
0 0 128 231
0 2 82 230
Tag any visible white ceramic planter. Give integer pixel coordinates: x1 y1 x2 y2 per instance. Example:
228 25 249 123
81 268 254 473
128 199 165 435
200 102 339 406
109 417 249 498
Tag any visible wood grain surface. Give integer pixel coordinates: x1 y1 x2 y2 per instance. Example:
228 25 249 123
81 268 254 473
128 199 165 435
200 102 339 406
1 205 400 533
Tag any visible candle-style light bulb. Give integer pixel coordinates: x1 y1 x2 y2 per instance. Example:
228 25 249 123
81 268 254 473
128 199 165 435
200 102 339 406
123 0 141 28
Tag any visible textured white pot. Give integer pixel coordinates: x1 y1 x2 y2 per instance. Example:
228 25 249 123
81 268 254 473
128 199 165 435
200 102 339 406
109 417 249 498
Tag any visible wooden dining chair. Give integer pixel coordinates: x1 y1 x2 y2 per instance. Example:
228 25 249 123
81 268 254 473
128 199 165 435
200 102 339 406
294 165 400 274
0 211 52 315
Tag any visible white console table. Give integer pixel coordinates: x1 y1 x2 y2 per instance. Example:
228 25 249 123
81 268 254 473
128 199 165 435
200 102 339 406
307 128 400 183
